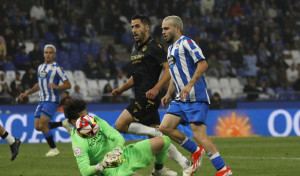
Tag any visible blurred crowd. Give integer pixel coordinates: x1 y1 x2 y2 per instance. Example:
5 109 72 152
0 0 299 105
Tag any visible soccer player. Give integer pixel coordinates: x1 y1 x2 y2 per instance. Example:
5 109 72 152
0 125 21 161
19 44 72 157
160 15 232 176
111 14 192 176
63 99 171 176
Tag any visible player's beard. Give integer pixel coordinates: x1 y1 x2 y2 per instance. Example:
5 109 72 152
165 32 175 44
137 30 146 43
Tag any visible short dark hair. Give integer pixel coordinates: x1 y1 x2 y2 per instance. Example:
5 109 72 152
131 14 151 27
63 99 87 122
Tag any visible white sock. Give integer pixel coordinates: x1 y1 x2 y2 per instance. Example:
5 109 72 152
127 122 161 137
168 143 192 169
4 132 15 145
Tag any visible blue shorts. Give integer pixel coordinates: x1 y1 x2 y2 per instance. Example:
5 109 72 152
34 102 59 119
166 101 208 125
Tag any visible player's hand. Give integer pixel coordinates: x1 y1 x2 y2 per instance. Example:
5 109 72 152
99 151 125 169
19 93 27 102
111 88 123 96
48 83 58 89
179 85 192 101
161 94 170 108
146 87 159 99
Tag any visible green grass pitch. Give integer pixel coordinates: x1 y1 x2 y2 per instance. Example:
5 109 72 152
1 137 300 176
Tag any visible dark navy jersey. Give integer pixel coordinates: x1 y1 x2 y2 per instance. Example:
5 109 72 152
130 36 167 99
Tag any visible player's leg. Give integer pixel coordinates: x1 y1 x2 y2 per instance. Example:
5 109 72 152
0 125 21 161
115 109 135 133
190 124 232 176
35 102 60 156
49 119 72 135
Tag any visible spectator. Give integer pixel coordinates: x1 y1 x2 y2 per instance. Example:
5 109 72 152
0 82 13 104
219 52 235 77
64 17 80 42
243 49 257 78
30 0 46 22
257 42 271 68
2 55 16 71
101 83 114 103
6 38 18 57
27 17 43 40
10 72 22 93
45 9 58 33
81 17 97 43
21 67 37 90
12 84 28 104
71 85 83 100
0 73 7 87
243 79 261 101
56 27 71 51
83 54 99 79
210 92 223 109
206 54 222 77
28 42 44 69
0 36 7 58
14 45 31 70
293 72 300 91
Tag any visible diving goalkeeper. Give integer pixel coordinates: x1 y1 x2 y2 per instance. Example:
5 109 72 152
64 99 171 176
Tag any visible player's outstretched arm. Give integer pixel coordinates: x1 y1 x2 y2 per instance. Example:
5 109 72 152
19 83 39 101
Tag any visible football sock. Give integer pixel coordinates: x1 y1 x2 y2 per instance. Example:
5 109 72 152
180 137 197 154
1 131 15 145
127 122 161 137
154 163 163 170
209 152 226 171
49 122 63 129
43 131 56 148
155 136 171 165
167 143 192 169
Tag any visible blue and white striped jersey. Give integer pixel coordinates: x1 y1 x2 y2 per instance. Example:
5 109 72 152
167 36 210 103
37 62 68 103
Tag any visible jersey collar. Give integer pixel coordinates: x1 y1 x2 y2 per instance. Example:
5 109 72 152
135 36 153 50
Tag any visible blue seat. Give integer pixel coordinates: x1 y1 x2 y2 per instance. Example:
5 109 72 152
70 42 79 51
89 42 100 56
79 42 89 52
44 32 56 43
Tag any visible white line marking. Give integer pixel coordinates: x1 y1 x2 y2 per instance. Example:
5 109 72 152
227 156 300 160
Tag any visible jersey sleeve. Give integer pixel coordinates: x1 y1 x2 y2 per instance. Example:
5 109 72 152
183 38 205 64
56 66 68 82
97 117 125 148
150 42 168 65
71 135 97 176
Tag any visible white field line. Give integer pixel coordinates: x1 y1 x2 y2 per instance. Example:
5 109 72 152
227 156 300 160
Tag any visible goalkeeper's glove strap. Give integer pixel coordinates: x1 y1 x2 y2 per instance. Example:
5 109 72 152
95 163 104 172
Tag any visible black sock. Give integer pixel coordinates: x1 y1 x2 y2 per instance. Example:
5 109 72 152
49 122 63 129
45 135 56 148
1 131 8 139
155 163 163 170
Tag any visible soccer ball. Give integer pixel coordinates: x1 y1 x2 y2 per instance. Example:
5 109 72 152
76 115 99 138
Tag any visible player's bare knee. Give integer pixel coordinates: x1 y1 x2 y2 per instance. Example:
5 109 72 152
115 122 127 133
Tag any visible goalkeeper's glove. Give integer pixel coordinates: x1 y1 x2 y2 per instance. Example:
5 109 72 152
95 151 125 172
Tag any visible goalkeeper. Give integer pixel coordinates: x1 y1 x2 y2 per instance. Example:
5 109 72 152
64 99 171 176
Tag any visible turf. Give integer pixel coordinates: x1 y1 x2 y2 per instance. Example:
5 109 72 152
1 137 300 176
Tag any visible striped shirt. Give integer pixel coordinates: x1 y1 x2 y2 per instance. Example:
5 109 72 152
37 62 68 103
167 36 210 103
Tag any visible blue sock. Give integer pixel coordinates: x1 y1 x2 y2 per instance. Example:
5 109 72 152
210 152 225 171
181 138 197 153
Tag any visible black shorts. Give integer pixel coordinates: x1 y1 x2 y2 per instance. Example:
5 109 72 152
126 97 161 126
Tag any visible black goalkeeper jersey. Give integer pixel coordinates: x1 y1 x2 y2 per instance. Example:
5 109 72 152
130 36 167 99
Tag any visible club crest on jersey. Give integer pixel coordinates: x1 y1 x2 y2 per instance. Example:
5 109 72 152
142 46 147 51
74 147 82 156
40 70 47 78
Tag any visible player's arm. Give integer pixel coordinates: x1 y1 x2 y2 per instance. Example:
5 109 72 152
111 76 134 96
161 78 176 108
146 62 171 99
98 118 125 148
19 83 39 101
179 60 208 100
48 80 71 90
